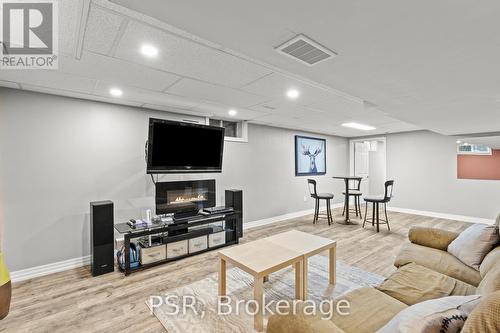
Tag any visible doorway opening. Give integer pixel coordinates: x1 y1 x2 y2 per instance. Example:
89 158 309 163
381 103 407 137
349 137 387 196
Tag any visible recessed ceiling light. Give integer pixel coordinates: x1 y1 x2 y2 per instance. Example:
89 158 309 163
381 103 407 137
140 44 159 58
109 88 123 97
456 140 462 144
342 122 376 131
228 109 237 116
286 89 300 100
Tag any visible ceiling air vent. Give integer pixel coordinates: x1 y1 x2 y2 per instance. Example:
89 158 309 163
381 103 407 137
276 34 337 66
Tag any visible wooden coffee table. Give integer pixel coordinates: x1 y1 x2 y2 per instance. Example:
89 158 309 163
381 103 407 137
265 230 337 299
218 230 337 331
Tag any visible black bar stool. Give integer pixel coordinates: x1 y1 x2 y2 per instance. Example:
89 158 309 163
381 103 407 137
342 178 363 218
307 179 334 225
363 180 394 232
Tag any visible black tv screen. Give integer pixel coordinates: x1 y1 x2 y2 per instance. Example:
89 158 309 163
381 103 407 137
147 118 225 174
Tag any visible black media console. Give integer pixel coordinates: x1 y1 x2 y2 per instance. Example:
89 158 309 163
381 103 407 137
114 192 242 276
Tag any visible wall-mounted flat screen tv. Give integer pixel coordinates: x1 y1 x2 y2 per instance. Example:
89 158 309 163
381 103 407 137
147 118 225 174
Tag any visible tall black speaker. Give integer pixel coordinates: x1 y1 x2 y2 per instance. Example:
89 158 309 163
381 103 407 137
225 190 243 238
90 201 114 276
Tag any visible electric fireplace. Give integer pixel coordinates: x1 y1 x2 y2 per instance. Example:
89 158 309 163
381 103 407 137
155 180 216 218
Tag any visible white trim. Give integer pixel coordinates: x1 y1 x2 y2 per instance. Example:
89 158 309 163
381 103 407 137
386 206 495 225
11 255 91 283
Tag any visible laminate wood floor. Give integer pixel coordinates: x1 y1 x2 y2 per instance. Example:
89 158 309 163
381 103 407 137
1 209 470 333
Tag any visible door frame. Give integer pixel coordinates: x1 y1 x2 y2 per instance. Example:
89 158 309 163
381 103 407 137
349 136 387 178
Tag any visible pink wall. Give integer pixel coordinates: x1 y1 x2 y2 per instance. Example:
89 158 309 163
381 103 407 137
457 149 500 180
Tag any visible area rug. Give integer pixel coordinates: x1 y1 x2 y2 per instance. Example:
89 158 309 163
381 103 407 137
147 255 384 333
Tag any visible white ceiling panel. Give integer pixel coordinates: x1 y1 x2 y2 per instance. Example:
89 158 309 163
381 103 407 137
93 82 199 110
377 122 420 133
241 73 364 115
249 101 323 119
167 78 269 109
59 0 84 56
113 21 272 88
190 102 270 121
143 104 214 117
0 70 97 94
111 0 500 136
2 0 428 138
251 114 305 127
59 52 180 91
83 4 125 55
21 84 143 108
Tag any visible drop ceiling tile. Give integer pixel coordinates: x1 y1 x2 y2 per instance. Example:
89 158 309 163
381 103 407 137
253 114 304 127
21 84 143 107
93 82 199 110
241 73 311 98
60 0 83 56
113 21 272 87
59 52 180 91
249 101 326 119
342 113 407 126
0 70 97 93
242 73 364 115
83 4 125 55
167 78 268 108
378 121 420 132
143 104 214 117
189 101 270 121
211 108 270 121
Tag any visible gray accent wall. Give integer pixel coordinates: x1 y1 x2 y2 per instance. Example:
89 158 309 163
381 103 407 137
0 88 348 271
386 130 500 219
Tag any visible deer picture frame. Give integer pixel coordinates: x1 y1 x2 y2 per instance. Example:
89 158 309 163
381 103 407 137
295 135 327 176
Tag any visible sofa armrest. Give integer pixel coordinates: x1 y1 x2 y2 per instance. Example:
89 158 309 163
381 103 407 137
267 312 345 333
408 226 459 251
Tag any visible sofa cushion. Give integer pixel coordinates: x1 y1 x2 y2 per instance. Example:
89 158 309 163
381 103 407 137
408 227 459 251
394 243 482 286
479 246 500 278
447 224 499 270
331 287 407 333
376 295 481 333
476 265 500 295
461 291 500 333
377 263 477 305
266 303 346 333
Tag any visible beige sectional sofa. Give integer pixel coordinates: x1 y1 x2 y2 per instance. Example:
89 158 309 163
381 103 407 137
266 225 500 333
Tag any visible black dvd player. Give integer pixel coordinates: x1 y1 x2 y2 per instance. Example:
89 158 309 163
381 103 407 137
202 206 234 215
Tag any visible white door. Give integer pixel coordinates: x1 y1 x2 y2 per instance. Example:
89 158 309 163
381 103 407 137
353 140 387 196
368 141 386 195
354 142 370 194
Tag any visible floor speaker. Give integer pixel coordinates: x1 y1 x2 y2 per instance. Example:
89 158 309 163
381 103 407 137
225 190 243 238
90 201 114 276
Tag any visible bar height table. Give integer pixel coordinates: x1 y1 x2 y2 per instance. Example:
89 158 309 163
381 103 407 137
332 176 363 225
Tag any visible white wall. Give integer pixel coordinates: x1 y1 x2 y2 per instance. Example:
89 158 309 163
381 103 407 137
0 88 348 271
386 130 500 219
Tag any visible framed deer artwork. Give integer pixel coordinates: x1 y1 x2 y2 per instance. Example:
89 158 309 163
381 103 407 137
295 135 326 176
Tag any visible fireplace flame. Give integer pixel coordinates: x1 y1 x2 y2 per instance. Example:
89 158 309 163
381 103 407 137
172 194 206 203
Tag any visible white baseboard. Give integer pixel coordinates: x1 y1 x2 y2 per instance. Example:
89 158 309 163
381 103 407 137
11 255 91 283
11 204 493 283
243 203 344 230
386 206 495 225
